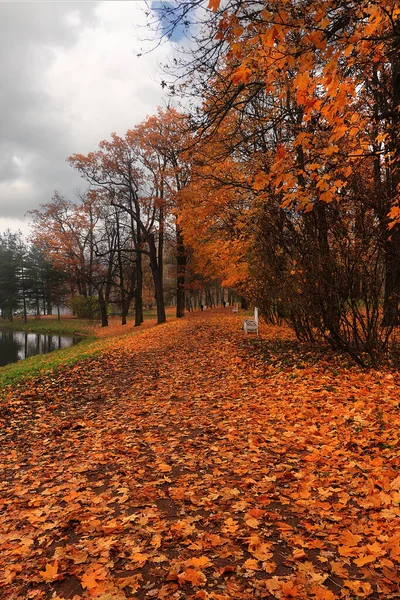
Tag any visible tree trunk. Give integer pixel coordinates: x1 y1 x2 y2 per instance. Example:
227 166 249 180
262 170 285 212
23 291 27 323
121 297 129 325
383 28 400 325
176 223 186 318
149 234 166 324
135 249 143 327
98 287 108 327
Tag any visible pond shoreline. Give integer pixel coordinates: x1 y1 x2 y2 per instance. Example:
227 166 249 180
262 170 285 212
0 327 82 368
0 317 91 338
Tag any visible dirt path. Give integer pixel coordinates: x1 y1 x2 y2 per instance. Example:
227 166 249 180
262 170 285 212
0 311 399 599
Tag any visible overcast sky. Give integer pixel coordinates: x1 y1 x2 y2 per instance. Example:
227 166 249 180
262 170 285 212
0 1 177 236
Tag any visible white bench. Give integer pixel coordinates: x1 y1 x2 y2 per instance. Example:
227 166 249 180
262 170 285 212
243 307 259 334
232 306 238 313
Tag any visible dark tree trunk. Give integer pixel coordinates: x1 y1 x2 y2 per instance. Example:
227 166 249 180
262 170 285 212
176 223 186 318
149 233 166 324
115 210 127 325
383 233 400 326
98 287 108 327
135 248 143 327
383 30 400 326
22 292 27 323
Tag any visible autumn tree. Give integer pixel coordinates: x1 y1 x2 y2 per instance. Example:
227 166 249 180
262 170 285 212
30 192 96 300
149 0 400 364
30 191 121 325
134 108 194 318
69 130 168 325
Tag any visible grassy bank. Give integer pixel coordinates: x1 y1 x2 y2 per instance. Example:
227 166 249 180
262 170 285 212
0 309 170 335
0 313 171 390
0 335 100 389
0 316 92 337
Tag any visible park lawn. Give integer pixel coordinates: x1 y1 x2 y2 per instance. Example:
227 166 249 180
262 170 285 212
0 311 399 599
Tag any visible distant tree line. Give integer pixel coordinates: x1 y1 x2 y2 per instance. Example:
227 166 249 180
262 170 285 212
0 230 67 322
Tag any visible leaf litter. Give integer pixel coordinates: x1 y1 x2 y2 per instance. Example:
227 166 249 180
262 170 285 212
0 311 399 599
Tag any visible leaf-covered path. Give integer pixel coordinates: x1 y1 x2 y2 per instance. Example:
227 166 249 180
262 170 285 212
1 312 399 599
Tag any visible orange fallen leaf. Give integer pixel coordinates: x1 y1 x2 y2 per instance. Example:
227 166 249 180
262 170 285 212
158 462 172 472
81 572 99 590
243 558 259 571
340 530 362 546
187 556 212 569
39 561 58 582
344 580 373 596
338 545 358 557
293 548 307 560
178 568 207 586
353 554 376 567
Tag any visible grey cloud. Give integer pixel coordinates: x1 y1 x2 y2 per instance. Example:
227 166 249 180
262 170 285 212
0 1 99 220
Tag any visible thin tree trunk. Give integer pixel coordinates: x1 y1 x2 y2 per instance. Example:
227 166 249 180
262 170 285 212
149 233 166 324
383 32 400 325
176 223 186 318
98 287 108 327
115 210 127 325
135 248 143 326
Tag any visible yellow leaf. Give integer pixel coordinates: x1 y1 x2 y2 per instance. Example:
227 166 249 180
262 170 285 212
340 531 362 546
39 561 58 582
178 568 207 586
187 556 212 569
81 572 99 590
131 552 148 564
245 516 260 529
293 548 307 560
354 554 376 567
243 558 259 571
158 462 172 472
344 580 373 597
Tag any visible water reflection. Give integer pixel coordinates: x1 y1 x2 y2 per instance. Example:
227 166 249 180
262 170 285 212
0 329 80 367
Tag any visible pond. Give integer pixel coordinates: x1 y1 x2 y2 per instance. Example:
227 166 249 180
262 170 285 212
0 328 81 367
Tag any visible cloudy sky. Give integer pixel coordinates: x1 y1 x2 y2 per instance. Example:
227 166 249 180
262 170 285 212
0 1 178 235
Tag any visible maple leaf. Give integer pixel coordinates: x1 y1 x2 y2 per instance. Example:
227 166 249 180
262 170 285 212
353 554 376 567
208 0 220 11
39 561 58 582
311 587 336 600
131 552 149 565
243 558 259 571
158 462 172 472
81 572 100 590
178 568 207 587
292 548 307 560
186 556 212 569
245 515 260 528
344 580 373 596
339 531 362 546
338 545 359 557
